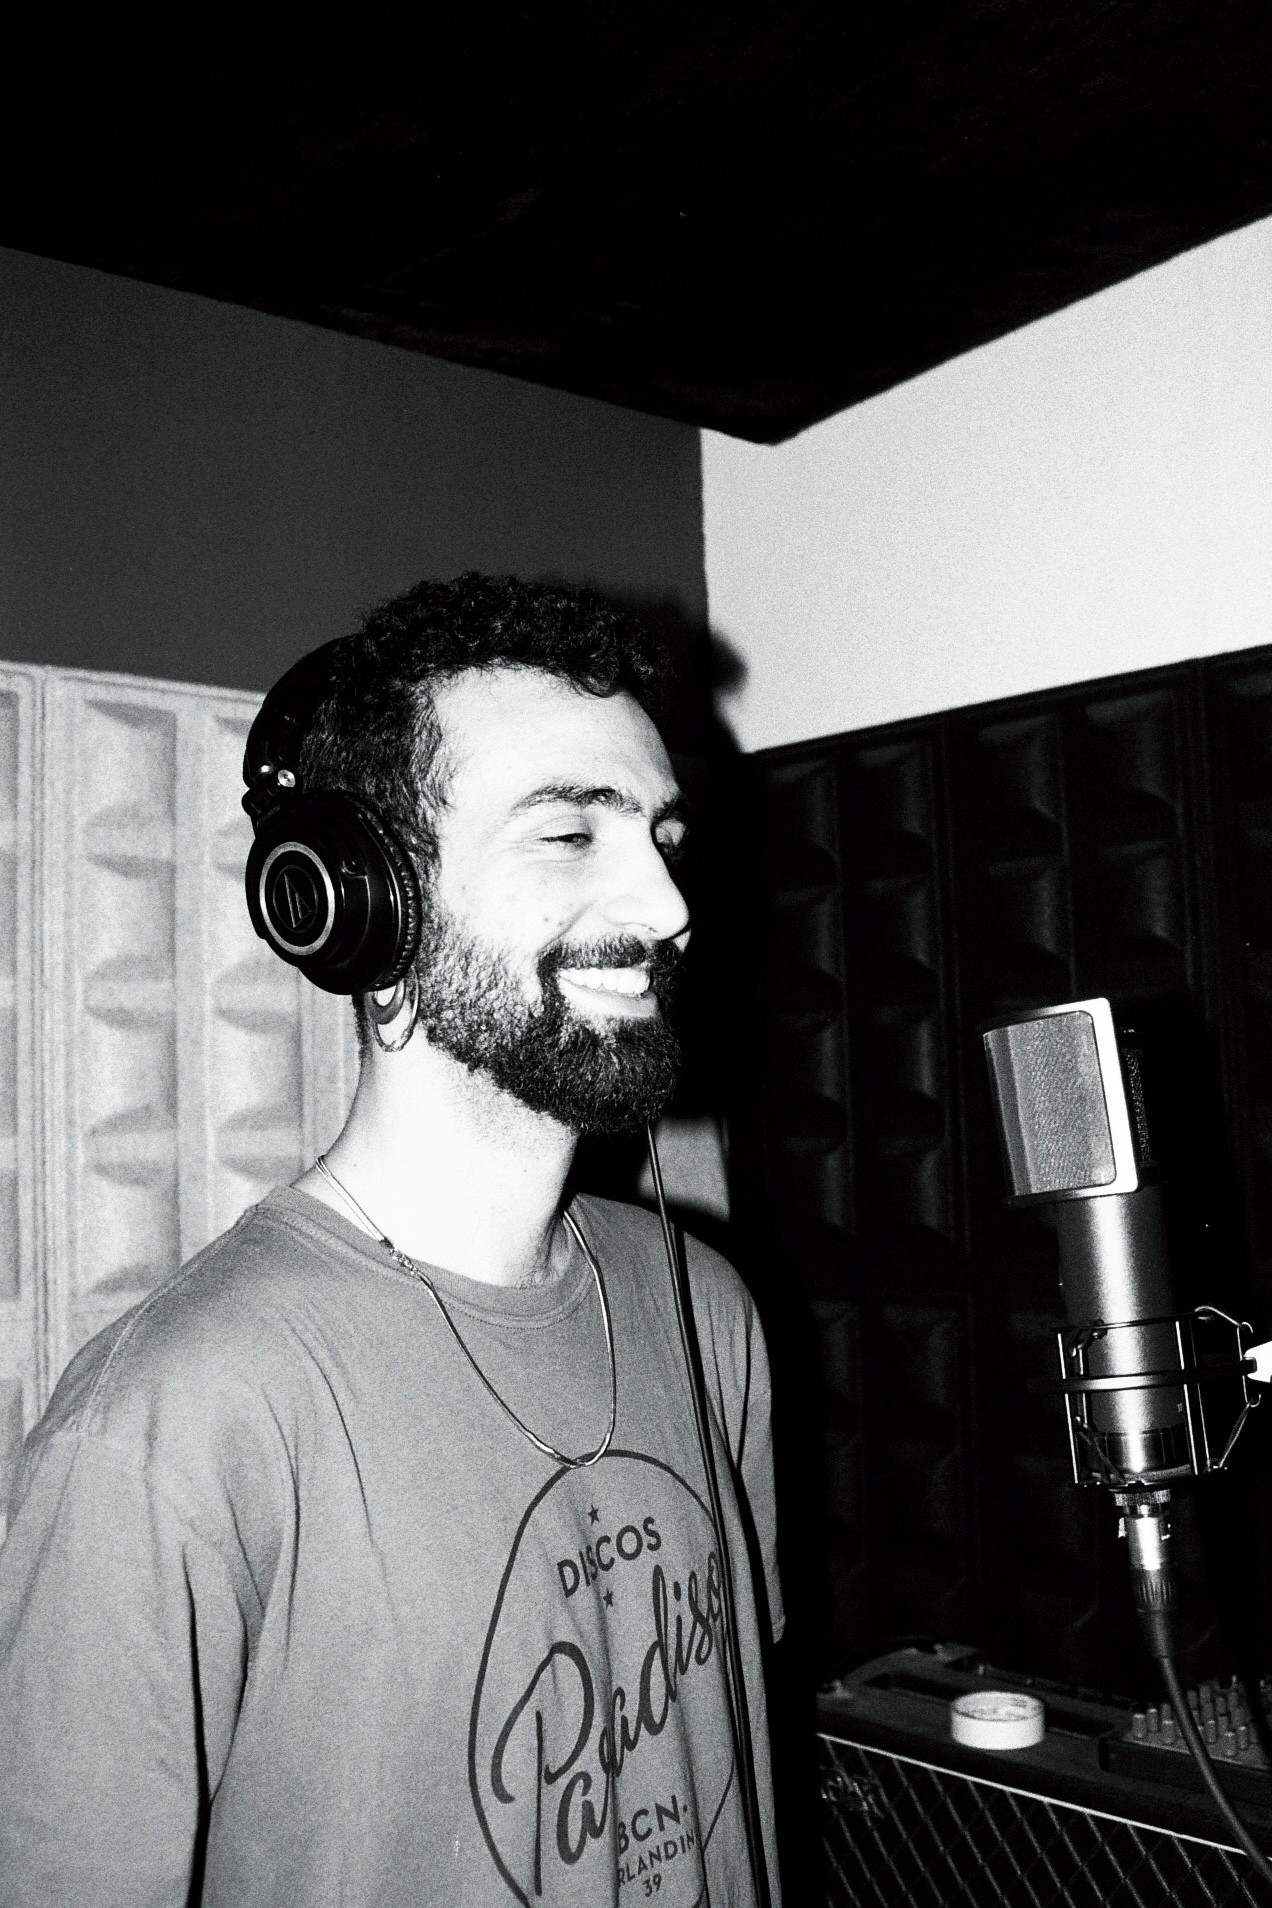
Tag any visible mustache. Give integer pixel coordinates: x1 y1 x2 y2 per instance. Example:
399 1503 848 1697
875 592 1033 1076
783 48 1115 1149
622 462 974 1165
538 934 682 999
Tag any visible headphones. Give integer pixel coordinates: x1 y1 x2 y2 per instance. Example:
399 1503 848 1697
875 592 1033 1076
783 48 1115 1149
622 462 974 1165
242 640 423 995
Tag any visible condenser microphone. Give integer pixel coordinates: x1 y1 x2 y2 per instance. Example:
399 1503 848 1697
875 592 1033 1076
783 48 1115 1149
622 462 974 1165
983 1000 1272 1880
981 997 1189 1486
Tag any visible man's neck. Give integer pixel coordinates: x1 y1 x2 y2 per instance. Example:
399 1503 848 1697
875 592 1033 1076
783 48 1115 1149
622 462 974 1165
296 1039 578 1289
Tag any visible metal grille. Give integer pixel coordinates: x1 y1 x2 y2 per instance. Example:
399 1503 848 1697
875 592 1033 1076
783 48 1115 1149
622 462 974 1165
983 1012 1116 1198
818 1734 1260 1908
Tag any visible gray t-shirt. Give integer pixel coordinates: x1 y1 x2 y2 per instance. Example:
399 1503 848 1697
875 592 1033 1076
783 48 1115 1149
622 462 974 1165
0 1189 783 1907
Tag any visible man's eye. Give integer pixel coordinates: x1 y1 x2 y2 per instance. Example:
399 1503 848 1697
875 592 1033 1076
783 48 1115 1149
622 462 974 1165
542 830 592 846
656 830 687 865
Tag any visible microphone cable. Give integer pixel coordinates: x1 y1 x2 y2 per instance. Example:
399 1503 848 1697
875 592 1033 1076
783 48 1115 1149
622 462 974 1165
1125 1501 1272 1884
645 1124 771 1908
1156 1650 1272 1887
1125 1508 1272 1887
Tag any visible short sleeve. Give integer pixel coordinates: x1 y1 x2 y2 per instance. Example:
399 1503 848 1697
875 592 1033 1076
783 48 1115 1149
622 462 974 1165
683 1234 785 1646
0 1432 250 1908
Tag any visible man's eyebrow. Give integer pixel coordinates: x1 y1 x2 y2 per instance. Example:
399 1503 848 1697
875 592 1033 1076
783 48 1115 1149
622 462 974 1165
510 781 687 825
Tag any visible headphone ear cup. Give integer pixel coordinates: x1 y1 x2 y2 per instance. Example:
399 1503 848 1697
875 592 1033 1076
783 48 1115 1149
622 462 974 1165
245 790 422 995
345 796 424 985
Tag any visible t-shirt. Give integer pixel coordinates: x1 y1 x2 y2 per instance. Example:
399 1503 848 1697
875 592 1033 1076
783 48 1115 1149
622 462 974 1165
0 1188 783 1907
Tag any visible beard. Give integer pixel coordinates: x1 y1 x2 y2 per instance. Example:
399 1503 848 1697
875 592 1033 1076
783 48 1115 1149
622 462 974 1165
412 912 682 1134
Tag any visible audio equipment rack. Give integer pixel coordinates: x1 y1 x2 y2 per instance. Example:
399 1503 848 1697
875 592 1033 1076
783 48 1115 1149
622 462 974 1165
817 1642 1272 1904
1105 1672 1272 1812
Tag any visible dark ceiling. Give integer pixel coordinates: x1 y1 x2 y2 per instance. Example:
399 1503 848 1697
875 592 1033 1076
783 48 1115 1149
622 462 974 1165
5 5 1272 443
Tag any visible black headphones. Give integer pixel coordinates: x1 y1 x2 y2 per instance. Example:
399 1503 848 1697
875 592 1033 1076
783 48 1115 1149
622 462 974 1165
242 640 423 995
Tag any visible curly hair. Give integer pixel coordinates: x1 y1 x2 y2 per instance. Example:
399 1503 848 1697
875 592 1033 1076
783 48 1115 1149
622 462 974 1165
297 572 668 884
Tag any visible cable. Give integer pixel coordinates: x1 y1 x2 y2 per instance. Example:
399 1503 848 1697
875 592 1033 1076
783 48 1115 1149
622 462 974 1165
645 1124 771 1908
1128 1513 1272 1886
1157 1654 1272 1888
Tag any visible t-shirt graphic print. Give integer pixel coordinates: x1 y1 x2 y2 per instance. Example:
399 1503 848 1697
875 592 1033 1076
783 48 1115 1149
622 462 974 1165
471 1451 739 1904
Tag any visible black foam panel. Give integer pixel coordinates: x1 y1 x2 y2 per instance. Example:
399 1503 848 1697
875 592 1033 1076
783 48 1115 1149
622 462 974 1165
734 646 1272 1698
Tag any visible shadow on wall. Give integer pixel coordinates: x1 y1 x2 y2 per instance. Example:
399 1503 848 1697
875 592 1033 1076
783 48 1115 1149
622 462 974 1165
570 596 830 1905
569 593 749 1244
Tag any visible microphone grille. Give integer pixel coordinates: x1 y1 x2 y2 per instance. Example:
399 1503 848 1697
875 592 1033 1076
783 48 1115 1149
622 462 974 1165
983 1010 1117 1198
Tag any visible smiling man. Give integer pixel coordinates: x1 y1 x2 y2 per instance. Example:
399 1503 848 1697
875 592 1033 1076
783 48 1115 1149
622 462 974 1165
0 575 783 1908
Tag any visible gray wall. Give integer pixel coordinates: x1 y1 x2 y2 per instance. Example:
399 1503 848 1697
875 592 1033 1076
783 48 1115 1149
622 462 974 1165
0 247 705 692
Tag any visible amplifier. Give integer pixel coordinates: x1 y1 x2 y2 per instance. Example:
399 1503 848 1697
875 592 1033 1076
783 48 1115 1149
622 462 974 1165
816 1643 1271 1907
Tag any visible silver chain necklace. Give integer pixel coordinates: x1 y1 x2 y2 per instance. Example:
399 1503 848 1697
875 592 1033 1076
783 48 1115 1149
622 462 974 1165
312 1155 617 1469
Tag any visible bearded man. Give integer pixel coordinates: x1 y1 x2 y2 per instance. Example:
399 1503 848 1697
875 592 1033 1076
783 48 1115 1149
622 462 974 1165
0 575 783 1908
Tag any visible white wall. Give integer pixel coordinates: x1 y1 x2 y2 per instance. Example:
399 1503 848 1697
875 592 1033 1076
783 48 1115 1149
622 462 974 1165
705 216 1272 753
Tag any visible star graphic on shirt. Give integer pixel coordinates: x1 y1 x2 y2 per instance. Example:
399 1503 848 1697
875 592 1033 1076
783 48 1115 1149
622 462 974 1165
588 1504 600 1525
603 1588 615 1610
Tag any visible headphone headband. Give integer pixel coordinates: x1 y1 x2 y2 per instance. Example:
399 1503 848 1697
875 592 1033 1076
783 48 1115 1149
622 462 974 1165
242 638 348 823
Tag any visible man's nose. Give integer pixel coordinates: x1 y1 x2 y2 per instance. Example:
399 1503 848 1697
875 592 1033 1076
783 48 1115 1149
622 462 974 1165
604 836 691 946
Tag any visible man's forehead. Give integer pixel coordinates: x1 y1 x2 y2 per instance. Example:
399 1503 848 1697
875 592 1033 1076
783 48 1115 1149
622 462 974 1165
433 666 678 812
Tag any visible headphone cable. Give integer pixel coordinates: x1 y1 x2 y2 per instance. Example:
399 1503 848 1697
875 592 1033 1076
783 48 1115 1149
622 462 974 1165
645 1124 771 1908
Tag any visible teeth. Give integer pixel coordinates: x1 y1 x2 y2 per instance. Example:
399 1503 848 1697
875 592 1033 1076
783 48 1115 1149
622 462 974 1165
558 966 650 998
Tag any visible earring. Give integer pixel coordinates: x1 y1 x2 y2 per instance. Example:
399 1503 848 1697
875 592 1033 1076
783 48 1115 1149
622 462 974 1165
367 969 419 1054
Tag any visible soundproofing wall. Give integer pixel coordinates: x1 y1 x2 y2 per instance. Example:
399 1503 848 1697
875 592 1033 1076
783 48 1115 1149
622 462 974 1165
0 663 357 1537
733 643 1272 1699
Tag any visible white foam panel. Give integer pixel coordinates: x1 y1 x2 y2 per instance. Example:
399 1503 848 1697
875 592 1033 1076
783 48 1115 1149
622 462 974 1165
0 664 357 1519
0 669 40 1533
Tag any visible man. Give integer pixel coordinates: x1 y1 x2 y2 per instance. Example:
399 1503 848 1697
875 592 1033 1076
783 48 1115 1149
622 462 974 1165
0 575 783 1906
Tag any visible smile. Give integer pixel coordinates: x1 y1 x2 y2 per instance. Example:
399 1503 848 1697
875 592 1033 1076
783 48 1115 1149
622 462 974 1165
557 965 651 999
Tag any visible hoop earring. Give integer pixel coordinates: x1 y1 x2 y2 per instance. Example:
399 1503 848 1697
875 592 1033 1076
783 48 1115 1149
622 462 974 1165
367 969 419 1054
